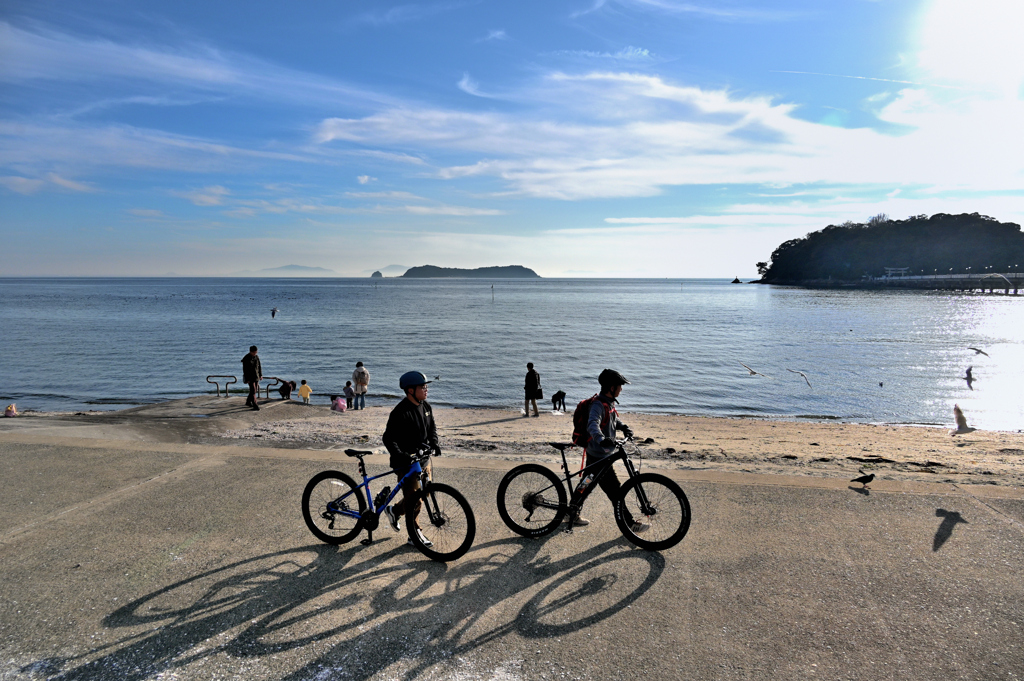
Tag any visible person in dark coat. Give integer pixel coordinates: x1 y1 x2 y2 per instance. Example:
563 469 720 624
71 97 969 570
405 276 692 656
241 346 262 411
524 362 541 417
381 371 441 547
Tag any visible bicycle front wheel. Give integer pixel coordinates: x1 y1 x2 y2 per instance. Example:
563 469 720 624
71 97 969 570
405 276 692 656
496 464 567 537
615 473 691 551
409 482 476 562
302 471 365 545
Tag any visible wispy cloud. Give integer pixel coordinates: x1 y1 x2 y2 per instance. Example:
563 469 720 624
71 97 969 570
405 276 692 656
0 176 45 194
578 0 803 21
46 173 95 192
550 46 652 60
457 73 495 98
353 2 470 26
357 175 376 184
480 29 507 42
128 208 166 218
772 70 965 91
404 204 504 216
176 185 230 206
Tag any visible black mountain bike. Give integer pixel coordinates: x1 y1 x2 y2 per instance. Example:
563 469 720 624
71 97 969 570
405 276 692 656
496 438 691 551
302 448 476 562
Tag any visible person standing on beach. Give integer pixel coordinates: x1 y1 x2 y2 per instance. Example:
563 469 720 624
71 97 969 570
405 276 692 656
242 346 262 411
298 380 312 405
381 371 441 547
352 361 370 410
524 362 541 417
573 369 648 533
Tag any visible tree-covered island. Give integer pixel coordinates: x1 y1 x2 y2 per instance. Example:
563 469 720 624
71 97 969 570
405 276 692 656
755 213 1024 285
401 265 540 278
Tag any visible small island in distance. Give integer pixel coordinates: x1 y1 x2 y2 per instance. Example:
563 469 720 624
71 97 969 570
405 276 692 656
401 265 541 278
755 213 1024 287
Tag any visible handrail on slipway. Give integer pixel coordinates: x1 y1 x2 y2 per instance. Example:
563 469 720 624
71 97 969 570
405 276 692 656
206 375 237 397
259 376 282 399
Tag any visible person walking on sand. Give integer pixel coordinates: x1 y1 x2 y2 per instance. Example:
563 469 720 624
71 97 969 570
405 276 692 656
298 380 312 405
381 371 442 547
572 369 648 533
524 362 541 417
242 346 262 411
352 361 370 410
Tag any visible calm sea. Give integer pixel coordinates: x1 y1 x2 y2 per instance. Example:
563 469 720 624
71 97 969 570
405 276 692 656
1 278 1021 431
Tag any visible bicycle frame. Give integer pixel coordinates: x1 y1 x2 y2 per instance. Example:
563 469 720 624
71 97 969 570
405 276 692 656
328 456 426 522
544 440 657 519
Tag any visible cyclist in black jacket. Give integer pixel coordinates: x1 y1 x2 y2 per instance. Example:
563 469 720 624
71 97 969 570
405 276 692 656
382 371 441 546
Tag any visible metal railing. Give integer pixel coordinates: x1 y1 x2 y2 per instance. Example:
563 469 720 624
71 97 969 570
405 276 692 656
259 377 283 398
206 375 237 397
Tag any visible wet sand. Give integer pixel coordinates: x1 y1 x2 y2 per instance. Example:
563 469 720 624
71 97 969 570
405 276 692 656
6 395 1020 488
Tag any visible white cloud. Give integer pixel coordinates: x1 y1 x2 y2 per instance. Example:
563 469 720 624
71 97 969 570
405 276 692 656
357 175 376 184
46 173 95 192
481 29 507 41
178 185 230 206
457 73 494 98
404 204 504 216
551 46 651 60
0 175 45 194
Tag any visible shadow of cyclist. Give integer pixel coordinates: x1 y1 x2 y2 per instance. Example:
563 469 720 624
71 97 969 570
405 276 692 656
39 531 664 680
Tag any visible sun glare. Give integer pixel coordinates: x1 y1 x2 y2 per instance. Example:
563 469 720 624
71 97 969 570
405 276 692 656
917 0 1024 94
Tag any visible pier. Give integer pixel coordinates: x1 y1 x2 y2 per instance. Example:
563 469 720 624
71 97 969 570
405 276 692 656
867 272 1022 294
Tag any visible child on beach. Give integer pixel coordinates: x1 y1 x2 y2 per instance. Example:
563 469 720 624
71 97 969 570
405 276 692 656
298 380 312 405
343 381 355 410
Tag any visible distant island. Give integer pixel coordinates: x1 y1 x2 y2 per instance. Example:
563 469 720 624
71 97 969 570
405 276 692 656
755 213 1024 285
231 264 338 277
370 271 383 278
401 265 541 279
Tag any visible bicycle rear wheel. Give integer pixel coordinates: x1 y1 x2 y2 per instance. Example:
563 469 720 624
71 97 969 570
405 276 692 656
615 473 691 551
302 471 365 544
496 464 567 537
409 482 476 561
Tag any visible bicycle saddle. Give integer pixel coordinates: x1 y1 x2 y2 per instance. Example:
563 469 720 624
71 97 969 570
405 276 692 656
344 449 374 457
547 442 574 451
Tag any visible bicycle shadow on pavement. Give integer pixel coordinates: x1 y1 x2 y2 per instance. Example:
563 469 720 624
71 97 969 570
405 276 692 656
35 533 665 680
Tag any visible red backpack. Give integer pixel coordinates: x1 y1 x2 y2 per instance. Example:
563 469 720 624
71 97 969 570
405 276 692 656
571 394 614 447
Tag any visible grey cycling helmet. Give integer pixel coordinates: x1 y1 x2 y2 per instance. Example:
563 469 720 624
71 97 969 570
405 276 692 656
399 371 431 390
598 369 630 389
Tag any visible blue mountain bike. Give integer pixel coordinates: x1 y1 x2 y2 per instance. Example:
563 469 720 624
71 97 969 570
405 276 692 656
301 448 476 562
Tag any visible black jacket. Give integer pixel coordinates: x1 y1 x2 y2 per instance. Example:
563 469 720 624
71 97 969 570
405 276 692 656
241 354 262 383
382 397 438 469
525 369 542 399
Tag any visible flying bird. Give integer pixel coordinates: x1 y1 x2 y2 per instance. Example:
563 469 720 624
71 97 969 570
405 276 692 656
270 307 279 319
950 404 976 436
963 366 975 390
739 362 769 378
851 469 875 488
967 347 989 357
433 375 441 381
787 368 812 388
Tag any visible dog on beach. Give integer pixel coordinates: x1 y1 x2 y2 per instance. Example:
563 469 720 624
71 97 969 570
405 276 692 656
551 390 567 412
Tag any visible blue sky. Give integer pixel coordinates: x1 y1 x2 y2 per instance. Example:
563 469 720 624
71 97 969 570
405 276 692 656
2 0 1022 277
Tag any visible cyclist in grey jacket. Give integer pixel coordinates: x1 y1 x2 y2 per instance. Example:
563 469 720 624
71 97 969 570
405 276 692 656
575 369 648 533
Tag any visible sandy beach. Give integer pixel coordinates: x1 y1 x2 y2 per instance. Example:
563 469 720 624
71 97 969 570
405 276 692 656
5 395 1023 488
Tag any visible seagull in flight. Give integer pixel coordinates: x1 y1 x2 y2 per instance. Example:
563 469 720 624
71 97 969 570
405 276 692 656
850 469 875 489
270 307 279 319
963 366 975 390
786 368 812 388
433 374 441 381
739 362 769 378
950 404 977 437
967 347 989 357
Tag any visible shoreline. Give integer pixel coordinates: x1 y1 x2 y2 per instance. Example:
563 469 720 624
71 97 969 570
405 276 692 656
3 395 1022 488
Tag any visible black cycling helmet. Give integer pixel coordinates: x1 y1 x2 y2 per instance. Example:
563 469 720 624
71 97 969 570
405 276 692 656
598 369 630 389
399 371 431 390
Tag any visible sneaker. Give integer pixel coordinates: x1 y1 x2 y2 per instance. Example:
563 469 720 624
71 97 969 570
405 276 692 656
408 528 433 548
252 404 260 411
572 516 591 527
383 506 401 532
630 520 651 534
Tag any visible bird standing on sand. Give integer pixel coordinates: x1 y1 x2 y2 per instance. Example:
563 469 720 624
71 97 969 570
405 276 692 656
851 469 875 488
740 362 769 378
950 404 976 436
967 347 989 357
271 307 279 319
787 368 812 388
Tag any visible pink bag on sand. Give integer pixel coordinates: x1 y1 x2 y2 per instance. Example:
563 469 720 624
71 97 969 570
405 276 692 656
331 396 347 412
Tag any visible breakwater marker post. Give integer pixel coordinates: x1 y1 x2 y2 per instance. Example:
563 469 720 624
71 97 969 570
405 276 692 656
206 375 237 397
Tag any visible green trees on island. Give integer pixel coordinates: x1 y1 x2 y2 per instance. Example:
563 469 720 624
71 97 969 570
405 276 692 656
757 213 1024 284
